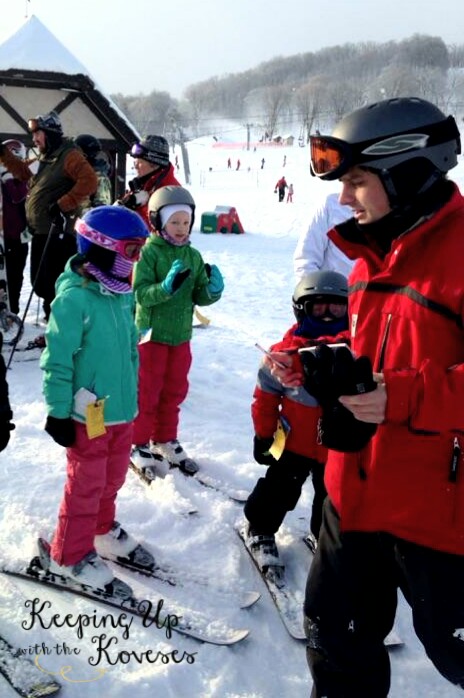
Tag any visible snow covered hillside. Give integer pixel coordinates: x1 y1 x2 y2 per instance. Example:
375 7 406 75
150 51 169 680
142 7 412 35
1 141 464 697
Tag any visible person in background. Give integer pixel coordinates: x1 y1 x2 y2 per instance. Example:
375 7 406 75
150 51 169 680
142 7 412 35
286 183 294 203
74 134 112 212
0 331 15 452
0 140 29 315
293 192 354 280
116 135 180 227
0 111 97 324
130 186 224 479
298 97 464 696
244 271 348 571
274 176 288 202
40 205 151 595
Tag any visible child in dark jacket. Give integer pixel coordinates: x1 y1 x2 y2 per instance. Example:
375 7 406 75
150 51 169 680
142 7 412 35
244 271 348 569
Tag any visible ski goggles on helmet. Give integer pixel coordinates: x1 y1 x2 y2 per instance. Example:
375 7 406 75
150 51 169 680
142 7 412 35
130 143 150 159
75 219 146 261
294 296 348 320
310 135 354 180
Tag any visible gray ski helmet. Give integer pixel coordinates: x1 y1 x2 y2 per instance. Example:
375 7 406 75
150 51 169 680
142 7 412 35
28 110 63 135
292 271 348 322
130 135 170 167
75 134 101 163
310 98 461 204
148 186 195 232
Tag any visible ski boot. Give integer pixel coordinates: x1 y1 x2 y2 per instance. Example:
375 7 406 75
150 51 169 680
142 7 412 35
150 439 199 475
245 526 285 583
131 444 170 480
95 521 155 572
38 538 133 599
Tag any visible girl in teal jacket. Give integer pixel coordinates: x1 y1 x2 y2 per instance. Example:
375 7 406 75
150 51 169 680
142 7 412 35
40 206 151 594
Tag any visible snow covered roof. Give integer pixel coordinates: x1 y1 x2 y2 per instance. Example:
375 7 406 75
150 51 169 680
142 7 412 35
0 15 140 197
0 15 91 76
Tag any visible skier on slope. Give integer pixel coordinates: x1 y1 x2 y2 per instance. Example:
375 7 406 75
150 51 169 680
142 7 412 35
116 135 180 227
244 272 349 569
130 186 224 479
269 97 464 696
39 205 153 595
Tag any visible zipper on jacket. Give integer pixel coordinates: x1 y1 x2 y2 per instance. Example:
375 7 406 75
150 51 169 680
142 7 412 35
376 313 392 373
449 437 461 483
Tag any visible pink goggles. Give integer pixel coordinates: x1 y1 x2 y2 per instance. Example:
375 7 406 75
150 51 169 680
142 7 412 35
75 218 146 261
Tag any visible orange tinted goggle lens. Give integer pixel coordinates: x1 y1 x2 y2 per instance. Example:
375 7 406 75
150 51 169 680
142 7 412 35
310 137 344 176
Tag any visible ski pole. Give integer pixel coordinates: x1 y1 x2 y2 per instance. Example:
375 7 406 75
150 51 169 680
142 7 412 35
7 221 57 368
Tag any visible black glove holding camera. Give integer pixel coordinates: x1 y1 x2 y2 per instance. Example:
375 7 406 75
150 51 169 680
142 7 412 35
45 416 76 448
253 435 276 466
299 344 377 452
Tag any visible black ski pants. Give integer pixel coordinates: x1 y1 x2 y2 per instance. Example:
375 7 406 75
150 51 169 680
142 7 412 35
244 451 326 537
5 240 28 315
30 231 76 320
304 498 464 697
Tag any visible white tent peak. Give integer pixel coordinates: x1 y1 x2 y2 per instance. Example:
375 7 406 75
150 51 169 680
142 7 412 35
0 14 92 77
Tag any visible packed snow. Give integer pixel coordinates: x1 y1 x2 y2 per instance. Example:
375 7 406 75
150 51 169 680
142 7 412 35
0 140 463 697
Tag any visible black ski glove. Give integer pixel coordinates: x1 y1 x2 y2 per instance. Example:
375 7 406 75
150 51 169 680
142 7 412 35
299 344 377 452
253 435 276 466
45 416 76 448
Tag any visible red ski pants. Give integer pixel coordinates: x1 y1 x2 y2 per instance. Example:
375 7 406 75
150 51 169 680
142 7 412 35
132 341 192 446
50 421 133 566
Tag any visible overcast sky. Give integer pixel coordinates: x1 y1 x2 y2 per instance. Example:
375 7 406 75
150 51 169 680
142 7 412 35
1 0 464 98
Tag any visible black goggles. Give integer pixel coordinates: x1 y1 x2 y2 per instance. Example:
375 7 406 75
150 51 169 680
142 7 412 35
294 297 347 320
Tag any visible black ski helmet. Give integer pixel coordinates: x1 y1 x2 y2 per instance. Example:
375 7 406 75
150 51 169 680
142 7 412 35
292 271 348 322
75 134 102 163
310 97 461 206
130 135 170 167
148 186 195 232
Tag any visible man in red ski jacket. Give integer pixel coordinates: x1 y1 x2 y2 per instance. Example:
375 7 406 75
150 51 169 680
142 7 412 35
117 135 180 227
271 97 464 696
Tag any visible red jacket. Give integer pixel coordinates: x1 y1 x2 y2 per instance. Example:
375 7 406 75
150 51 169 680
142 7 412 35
252 325 326 462
325 183 464 554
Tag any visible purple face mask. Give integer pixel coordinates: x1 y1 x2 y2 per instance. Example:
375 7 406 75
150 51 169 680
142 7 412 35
85 253 133 293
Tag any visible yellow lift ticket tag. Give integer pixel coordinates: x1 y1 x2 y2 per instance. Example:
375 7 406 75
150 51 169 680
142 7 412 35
269 416 291 460
86 399 106 439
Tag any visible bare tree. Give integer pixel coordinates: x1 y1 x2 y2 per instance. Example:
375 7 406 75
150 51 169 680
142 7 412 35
261 85 289 139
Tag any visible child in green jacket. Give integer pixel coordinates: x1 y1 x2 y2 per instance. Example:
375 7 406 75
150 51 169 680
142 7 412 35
131 186 224 479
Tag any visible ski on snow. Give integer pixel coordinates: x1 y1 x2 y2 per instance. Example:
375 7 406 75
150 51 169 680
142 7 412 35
0 541 249 647
0 632 61 698
237 526 306 640
104 552 261 610
129 458 249 503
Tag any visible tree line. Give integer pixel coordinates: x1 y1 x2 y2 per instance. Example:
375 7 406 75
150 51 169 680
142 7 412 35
111 34 464 144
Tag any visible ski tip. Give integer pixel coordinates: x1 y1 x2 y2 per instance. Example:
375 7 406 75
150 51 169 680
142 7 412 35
239 590 261 609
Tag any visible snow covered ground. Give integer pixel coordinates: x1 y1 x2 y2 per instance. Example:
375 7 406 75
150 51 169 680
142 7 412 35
1 141 464 697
